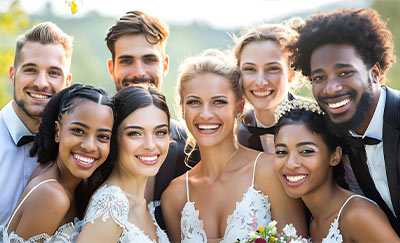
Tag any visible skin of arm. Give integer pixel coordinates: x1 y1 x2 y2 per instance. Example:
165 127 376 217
255 153 308 237
341 198 400 242
77 216 123 243
13 183 70 239
161 175 187 243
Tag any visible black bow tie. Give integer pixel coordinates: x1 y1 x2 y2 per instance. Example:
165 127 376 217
344 136 381 148
17 135 35 147
247 126 275 136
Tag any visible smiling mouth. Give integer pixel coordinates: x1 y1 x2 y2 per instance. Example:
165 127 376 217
136 155 160 165
73 153 95 165
196 124 221 131
252 90 273 97
285 174 307 182
327 98 351 109
28 92 51 99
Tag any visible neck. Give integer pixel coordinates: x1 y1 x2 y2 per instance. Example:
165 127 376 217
12 101 41 133
254 108 276 127
356 84 382 134
55 163 82 200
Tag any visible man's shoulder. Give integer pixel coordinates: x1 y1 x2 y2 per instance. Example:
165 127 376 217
170 119 187 141
383 86 400 129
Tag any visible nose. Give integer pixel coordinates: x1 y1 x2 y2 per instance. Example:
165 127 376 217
200 104 214 120
81 135 96 152
143 134 156 150
255 71 267 87
285 153 301 170
323 75 343 96
33 71 50 90
132 60 146 78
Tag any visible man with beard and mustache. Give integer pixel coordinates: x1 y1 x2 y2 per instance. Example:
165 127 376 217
289 8 400 235
105 10 200 229
0 22 72 225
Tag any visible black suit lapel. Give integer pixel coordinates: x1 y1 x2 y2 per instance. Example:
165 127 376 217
383 86 400 218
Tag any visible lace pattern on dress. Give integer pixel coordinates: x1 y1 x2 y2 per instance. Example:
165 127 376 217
83 185 169 243
181 152 271 243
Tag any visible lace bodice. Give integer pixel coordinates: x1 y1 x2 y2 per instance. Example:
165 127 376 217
322 195 376 243
82 185 169 243
181 152 272 243
1 179 79 243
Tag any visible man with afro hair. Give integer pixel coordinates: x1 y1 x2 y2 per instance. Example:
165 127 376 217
290 8 399 235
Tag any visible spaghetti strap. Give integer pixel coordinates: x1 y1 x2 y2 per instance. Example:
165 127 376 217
251 152 263 187
6 179 57 228
337 194 377 220
185 171 190 202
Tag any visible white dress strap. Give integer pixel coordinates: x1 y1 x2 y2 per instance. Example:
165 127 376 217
251 152 263 187
337 194 377 220
6 179 57 228
185 171 190 202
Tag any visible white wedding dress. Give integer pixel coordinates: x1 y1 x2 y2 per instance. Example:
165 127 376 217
81 185 169 243
1 179 79 243
322 194 376 243
180 152 272 243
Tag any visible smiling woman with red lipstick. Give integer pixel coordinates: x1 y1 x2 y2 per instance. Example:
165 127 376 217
77 86 170 243
2 84 114 242
234 22 303 154
273 98 399 242
161 50 306 243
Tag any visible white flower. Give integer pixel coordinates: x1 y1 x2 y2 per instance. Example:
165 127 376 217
266 220 278 235
248 231 257 239
283 224 297 238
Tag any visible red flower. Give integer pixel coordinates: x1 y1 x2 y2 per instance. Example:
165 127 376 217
255 238 267 243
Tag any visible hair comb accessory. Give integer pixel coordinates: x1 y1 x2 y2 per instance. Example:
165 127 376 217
274 97 324 123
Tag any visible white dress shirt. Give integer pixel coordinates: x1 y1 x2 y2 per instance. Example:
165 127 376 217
349 88 395 216
0 101 38 226
255 116 275 154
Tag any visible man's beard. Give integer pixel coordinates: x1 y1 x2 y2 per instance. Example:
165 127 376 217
116 77 158 91
14 90 43 119
324 78 374 137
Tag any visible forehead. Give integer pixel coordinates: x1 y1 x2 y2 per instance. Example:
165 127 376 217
62 100 114 126
114 34 163 58
240 40 287 65
18 41 68 69
276 123 321 143
183 73 234 98
310 44 366 71
120 104 168 127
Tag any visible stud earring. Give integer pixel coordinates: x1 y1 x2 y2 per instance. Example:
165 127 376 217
236 113 241 118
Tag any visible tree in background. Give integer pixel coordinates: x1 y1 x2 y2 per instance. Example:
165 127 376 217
0 0 31 108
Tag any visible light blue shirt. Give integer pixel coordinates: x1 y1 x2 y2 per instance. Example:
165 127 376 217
0 101 38 226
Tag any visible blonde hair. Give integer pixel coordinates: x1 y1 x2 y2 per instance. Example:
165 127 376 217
176 49 242 166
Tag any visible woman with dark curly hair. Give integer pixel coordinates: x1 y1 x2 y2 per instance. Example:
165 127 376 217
289 8 400 235
274 97 399 242
2 84 114 242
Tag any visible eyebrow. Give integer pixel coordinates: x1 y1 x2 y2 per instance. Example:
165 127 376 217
71 122 112 133
275 141 317 147
124 124 168 130
311 63 355 76
186 95 228 99
117 54 159 60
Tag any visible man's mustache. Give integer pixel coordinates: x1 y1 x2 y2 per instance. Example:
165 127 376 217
122 77 157 87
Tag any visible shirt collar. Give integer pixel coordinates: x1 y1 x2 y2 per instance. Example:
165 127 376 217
2 101 33 145
349 88 385 141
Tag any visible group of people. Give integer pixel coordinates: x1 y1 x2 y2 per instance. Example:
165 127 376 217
0 6 399 243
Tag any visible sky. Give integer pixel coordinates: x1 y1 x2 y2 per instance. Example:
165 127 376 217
10 0 370 29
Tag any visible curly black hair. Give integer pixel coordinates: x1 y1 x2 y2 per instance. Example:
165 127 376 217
289 8 395 84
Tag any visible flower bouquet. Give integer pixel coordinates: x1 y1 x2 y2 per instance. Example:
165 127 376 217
236 220 309 243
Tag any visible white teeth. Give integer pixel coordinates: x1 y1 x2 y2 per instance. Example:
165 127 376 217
197 125 219 130
137 155 158 161
30 93 50 99
286 175 307 182
73 154 95 164
328 98 350 109
252 90 272 97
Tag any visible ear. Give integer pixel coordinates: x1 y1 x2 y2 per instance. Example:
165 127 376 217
54 121 61 143
329 146 342 167
107 59 115 82
162 55 169 77
65 73 72 87
288 70 295 83
9 66 15 87
237 99 245 116
370 63 381 84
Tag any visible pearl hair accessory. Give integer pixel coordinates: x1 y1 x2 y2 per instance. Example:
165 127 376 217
274 97 325 123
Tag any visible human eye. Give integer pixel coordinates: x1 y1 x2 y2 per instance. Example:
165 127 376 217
155 129 168 136
49 70 62 77
275 149 288 156
311 75 326 83
119 58 132 64
214 99 228 105
242 66 256 72
186 99 200 105
97 133 111 141
127 131 141 137
144 56 159 63
338 70 354 78
71 127 84 135
266 66 281 73
23 68 37 74
300 147 315 154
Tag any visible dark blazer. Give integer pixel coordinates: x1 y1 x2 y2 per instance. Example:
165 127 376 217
154 119 200 229
347 86 400 235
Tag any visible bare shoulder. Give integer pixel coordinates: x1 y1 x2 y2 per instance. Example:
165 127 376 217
161 173 187 206
340 196 399 241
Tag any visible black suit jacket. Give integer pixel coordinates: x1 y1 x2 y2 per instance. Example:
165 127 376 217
347 86 400 235
154 119 200 229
